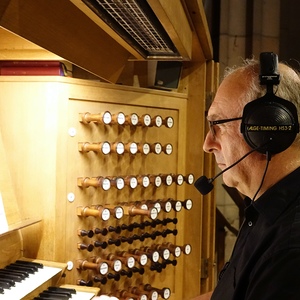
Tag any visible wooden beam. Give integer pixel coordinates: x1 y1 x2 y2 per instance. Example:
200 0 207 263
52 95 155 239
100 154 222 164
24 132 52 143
0 0 131 83
69 0 144 60
147 0 193 60
183 0 213 60
0 28 65 60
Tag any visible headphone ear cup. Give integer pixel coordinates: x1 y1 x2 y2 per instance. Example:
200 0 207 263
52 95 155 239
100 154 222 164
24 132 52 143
241 95 299 154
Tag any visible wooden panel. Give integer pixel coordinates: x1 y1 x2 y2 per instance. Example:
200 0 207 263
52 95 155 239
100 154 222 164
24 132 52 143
0 128 20 226
0 231 22 268
201 60 219 293
181 61 207 299
0 78 70 261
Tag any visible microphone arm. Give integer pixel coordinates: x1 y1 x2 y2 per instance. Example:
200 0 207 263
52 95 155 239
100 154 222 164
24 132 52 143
194 147 260 195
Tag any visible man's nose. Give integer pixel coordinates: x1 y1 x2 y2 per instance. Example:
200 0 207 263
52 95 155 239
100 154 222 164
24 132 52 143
203 130 219 153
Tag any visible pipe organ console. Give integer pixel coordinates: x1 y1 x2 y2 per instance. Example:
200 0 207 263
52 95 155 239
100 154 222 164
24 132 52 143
0 78 197 299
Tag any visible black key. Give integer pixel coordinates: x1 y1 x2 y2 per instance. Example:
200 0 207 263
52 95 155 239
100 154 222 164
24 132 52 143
42 290 72 297
48 286 76 294
33 297 63 300
0 281 11 289
0 278 15 287
6 265 34 274
0 272 24 282
11 262 39 272
39 291 70 299
0 287 4 294
0 268 28 279
15 260 44 269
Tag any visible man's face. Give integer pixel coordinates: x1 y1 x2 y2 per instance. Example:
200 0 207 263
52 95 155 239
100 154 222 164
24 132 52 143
203 73 261 195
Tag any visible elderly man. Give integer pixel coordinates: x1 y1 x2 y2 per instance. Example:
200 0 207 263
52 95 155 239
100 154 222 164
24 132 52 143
195 53 300 300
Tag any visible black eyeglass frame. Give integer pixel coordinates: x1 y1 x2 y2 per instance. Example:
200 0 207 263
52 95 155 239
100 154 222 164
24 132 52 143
208 117 242 137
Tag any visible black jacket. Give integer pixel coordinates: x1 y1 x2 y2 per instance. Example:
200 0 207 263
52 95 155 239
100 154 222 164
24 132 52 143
212 167 300 300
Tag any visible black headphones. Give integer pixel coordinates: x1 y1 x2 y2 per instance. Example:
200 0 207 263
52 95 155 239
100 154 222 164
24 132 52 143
240 52 299 154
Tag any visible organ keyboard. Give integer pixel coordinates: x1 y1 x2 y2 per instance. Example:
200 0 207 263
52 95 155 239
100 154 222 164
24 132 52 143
34 286 96 300
0 259 99 300
0 259 63 300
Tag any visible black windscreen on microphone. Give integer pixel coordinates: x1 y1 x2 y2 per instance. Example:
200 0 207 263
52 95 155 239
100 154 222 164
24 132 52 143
194 176 214 195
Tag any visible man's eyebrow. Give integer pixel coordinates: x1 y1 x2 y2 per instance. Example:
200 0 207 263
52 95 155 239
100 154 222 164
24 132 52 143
207 113 221 120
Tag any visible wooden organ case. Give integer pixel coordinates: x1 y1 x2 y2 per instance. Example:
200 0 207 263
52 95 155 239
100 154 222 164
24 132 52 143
0 73 216 299
0 0 218 299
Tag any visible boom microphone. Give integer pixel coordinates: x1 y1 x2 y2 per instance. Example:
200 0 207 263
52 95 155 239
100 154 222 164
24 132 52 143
194 147 259 195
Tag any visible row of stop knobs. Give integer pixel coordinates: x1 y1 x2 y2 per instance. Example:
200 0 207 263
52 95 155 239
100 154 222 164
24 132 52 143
80 111 174 129
77 217 179 252
79 141 173 156
78 217 179 238
77 199 193 221
78 283 171 300
78 228 179 252
77 243 191 275
77 173 194 190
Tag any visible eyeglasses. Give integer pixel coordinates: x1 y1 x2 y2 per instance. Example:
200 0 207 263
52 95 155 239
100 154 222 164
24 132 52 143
208 117 242 137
